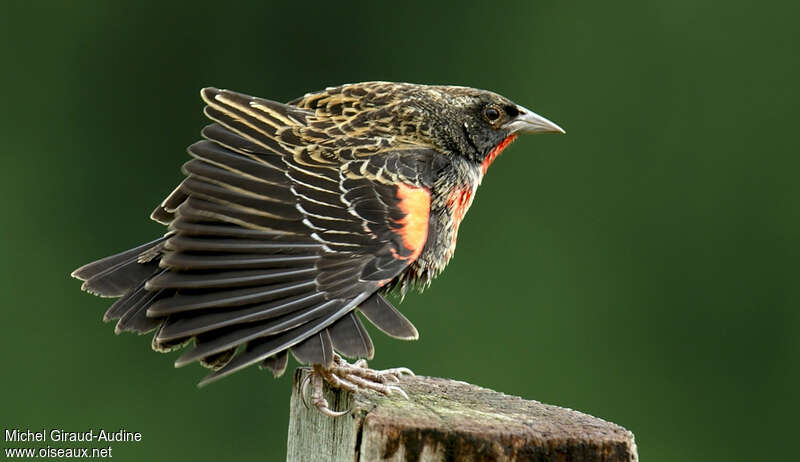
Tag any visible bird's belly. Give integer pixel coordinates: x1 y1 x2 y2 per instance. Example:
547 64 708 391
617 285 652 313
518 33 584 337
407 181 479 284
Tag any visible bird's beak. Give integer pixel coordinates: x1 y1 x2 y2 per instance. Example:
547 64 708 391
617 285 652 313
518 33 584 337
504 105 565 135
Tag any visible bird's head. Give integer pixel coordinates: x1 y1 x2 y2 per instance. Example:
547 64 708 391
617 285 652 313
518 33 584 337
402 84 564 168
294 82 564 170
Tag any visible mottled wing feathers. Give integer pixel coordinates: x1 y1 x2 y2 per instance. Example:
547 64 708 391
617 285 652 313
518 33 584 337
79 87 431 384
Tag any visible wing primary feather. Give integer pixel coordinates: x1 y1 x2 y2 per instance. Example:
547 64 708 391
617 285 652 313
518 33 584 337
160 180 191 211
103 278 150 322
199 348 236 370
201 123 275 157
151 206 176 225
188 140 285 179
146 280 317 315
169 219 287 238
180 177 298 216
74 240 166 297
164 235 321 254
155 292 326 341
202 112 290 159
203 89 313 147
151 181 189 224
182 161 297 209
292 182 345 207
203 89 284 131
172 200 305 235
202 105 290 157
160 252 319 271
176 197 308 233
145 267 317 290
175 299 342 368
151 327 192 353
72 237 167 282
113 285 166 335
196 293 371 386
316 265 364 286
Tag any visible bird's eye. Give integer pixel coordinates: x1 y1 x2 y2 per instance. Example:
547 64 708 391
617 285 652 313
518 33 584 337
483 106 501 123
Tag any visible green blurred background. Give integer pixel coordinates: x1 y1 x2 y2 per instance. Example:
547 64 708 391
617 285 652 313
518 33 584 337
1 1 797 460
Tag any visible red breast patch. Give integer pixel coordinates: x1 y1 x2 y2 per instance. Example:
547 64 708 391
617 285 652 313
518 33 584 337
446 186 474 235
481 134 517 174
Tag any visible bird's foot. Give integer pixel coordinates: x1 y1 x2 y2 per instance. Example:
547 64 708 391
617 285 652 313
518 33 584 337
301 354 414 417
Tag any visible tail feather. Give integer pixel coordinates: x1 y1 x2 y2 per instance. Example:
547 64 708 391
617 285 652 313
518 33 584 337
260 350 288 377
290 330 333 366
358 293 419 340
327 313 374 359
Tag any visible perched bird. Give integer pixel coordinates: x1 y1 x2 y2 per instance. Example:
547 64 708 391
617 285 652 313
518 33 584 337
72 82 563 416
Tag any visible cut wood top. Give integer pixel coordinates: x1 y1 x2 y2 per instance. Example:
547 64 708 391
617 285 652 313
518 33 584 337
287 369 638 462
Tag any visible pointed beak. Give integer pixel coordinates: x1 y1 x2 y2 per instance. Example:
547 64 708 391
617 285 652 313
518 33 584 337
503 105 565 135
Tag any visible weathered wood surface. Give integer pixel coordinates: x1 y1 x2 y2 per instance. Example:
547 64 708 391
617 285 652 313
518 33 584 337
286 369 638 462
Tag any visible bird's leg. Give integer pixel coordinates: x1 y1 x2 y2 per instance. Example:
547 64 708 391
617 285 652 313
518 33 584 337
303 354 414 417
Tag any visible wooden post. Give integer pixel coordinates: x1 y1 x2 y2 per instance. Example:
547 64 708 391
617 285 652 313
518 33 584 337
286 369 638 462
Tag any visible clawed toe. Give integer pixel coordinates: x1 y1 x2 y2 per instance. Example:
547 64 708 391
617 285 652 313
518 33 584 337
302 367 351 417
302 354 414 417
312 396 349 418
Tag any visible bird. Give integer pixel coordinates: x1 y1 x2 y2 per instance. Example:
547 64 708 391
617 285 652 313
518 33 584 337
72 82 563 416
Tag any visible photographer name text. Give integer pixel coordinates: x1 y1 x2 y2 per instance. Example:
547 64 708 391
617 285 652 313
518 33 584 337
4 428 141 443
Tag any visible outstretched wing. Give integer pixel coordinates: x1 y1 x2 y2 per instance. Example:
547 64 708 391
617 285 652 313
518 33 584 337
75 88 430 385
